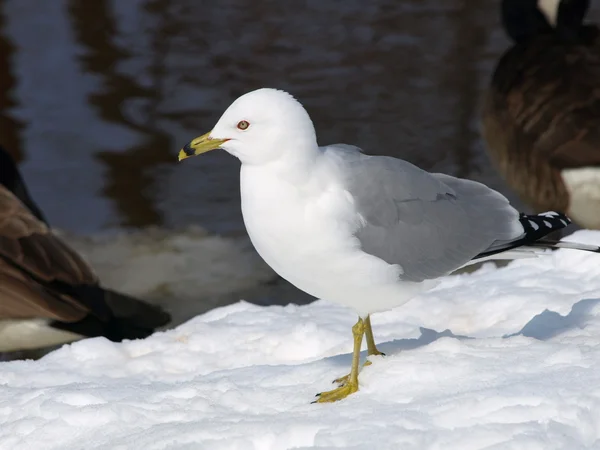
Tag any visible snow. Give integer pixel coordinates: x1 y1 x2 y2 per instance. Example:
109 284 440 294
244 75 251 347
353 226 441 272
3 230 600 449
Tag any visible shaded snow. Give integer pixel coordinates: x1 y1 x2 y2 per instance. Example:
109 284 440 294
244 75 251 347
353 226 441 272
59 226 278 325
2 231 600 448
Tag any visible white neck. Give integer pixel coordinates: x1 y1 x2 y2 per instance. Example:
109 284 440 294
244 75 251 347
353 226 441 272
261 139 321 186
242 134 321 185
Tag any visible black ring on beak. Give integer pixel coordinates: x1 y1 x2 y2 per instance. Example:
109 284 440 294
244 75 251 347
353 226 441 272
182 142 196 157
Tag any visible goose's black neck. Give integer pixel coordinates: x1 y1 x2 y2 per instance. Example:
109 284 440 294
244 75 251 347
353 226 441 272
0 146 48 224
502 0 591 44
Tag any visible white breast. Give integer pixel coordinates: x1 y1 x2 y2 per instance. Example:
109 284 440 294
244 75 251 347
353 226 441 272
239 166 427 316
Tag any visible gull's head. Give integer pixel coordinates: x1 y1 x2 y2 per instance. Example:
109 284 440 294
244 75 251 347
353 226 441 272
179 88 317 166
502 0 590 43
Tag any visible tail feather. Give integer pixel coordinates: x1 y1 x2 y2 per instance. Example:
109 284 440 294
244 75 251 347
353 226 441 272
102 288 171 332
50 286 170 342
458 211 600 270
531 239 600 253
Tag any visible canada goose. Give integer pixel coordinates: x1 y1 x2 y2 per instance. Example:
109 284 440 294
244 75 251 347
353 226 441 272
482 0 600 229
0 146 171 352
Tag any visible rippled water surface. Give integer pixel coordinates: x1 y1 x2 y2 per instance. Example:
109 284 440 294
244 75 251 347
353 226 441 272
0 0 546 233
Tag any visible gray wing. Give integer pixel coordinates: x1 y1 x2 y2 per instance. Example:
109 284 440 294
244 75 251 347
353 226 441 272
328 145 524 282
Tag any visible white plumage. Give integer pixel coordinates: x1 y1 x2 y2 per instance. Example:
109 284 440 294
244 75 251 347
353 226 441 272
179 88 577 402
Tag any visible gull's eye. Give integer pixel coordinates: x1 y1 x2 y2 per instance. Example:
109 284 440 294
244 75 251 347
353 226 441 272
237 120 250 130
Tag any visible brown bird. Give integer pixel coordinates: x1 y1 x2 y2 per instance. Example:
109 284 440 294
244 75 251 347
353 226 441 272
0 146 171 352
482 0 600 229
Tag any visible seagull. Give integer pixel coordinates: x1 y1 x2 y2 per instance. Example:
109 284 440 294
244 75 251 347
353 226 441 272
179 88 599 403
483 0 600 229
0 146 171 353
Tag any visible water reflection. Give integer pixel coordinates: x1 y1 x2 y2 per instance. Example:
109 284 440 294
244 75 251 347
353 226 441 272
0 1 22 162
67 0 173 228
4 0 598 233
441 0 486 179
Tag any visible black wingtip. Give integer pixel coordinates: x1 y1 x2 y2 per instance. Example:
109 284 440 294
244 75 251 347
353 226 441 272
519 211 571 239
473 211 573 260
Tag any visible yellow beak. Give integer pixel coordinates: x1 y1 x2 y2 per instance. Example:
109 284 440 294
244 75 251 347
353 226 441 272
178 131 229 161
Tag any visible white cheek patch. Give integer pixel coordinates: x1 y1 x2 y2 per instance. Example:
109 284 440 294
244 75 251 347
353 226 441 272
538 0 560 26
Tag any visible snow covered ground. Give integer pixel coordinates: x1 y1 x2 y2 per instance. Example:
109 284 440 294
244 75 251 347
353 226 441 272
3 230 600 449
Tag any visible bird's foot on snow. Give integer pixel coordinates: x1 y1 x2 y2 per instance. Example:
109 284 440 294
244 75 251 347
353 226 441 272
313 380 359 403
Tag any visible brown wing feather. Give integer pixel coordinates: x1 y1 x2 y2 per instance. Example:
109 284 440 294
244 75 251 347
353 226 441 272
482 31 600 212
0 258 86 320
0 186 98 321
0 186 98 286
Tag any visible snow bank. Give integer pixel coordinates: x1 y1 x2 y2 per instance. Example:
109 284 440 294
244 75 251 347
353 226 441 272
2 230 600 449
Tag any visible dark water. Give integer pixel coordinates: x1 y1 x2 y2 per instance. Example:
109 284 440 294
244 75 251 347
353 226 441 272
0 0 544 236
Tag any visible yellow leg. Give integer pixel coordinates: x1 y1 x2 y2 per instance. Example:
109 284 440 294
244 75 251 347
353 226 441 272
314 318 365 403
365 315 385 357
332 315 384 386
